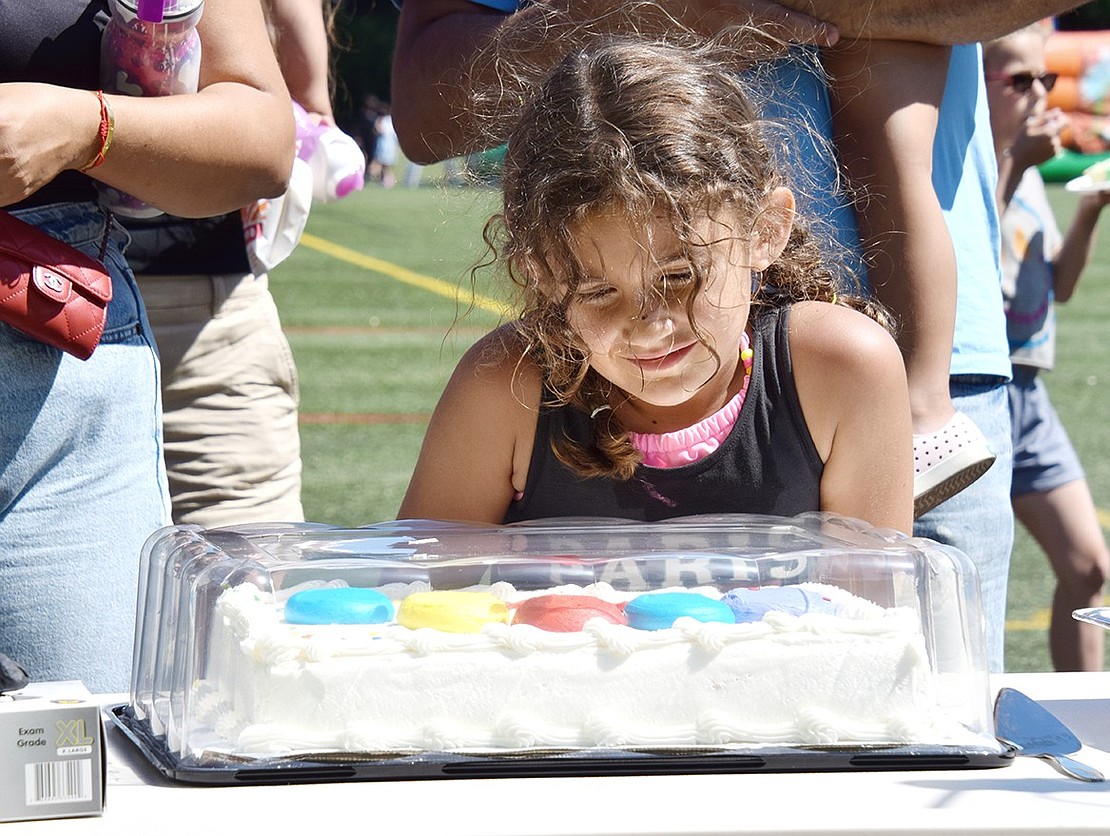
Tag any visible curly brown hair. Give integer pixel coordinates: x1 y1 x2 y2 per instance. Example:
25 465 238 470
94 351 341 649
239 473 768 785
478 36 888 480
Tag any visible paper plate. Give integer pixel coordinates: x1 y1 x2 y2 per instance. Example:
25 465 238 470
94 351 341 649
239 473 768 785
1072 607 1110 629
1064 174 1110 193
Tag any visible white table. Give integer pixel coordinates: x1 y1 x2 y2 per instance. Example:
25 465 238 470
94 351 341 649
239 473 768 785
11 672 1110 835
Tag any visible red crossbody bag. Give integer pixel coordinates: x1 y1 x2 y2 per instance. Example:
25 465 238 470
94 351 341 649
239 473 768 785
0 210 113 360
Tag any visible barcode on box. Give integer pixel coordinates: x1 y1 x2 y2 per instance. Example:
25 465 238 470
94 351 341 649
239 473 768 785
25 759 93 805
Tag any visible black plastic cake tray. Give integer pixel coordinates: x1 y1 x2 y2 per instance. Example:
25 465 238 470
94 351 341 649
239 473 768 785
109 704 1014 786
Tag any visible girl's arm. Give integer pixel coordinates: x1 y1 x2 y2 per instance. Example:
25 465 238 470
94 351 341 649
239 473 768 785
399 327 540 524
789 301 914 534
0 0 293 214
1052 191 1110 304
995 108 1108 304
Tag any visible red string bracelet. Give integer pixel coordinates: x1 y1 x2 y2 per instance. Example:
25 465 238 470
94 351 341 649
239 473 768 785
79 90 115 172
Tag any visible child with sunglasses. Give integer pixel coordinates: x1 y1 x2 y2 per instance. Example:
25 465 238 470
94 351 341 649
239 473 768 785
400 37 914 532
987 68 1060 94
985 21 1109 671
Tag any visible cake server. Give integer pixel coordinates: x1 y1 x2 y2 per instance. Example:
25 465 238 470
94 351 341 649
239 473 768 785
994 687 1104 782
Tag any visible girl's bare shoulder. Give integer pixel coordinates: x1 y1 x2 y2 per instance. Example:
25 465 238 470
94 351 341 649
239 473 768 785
787 300 902 375
451 323 542 408
400 324 543 523
787 300 908 455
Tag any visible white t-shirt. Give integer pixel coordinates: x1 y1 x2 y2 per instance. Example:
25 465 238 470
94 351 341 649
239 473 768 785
1001 167 1062 370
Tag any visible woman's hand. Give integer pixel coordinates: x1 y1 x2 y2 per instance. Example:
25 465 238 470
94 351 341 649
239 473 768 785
0 83 100 207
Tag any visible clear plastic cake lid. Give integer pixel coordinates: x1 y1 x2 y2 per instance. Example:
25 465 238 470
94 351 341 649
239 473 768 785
121 513 1006 782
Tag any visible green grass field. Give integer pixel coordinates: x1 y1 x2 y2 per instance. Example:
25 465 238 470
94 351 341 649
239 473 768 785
269 176 1110 672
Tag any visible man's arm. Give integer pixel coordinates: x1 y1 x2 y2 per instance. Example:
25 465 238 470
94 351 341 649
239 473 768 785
781 0 1084 43
392 0 836 163
391 0 1087 164
391 0 508 163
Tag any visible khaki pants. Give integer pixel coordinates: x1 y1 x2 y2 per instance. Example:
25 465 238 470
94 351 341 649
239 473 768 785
137 272 304 527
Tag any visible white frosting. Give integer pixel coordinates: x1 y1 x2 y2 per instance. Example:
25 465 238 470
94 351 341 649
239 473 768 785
193 581 961 757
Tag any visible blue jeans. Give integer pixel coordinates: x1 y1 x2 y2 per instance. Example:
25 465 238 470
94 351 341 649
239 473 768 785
0 203 170 693
914 376 1014 673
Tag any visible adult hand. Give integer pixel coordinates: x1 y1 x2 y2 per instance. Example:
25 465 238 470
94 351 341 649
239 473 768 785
0 83 98 207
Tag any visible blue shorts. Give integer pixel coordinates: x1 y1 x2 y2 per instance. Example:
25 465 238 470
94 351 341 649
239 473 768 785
1008 366 1084 497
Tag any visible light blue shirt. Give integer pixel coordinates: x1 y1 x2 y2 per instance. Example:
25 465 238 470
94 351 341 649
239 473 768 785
760 44 1010 378
934 45 1010 378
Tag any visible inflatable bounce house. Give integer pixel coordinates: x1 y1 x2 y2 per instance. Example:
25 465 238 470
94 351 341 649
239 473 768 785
1042 24 1110 181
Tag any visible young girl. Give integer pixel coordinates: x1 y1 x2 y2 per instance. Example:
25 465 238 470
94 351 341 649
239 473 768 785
985 22 1109 671
399 38 913 533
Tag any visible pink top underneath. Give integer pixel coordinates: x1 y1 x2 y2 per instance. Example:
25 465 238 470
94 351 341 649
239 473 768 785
629 332 754 469
628 388 745 468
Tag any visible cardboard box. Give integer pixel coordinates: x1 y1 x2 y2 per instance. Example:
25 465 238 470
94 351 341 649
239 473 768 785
0 681 105 823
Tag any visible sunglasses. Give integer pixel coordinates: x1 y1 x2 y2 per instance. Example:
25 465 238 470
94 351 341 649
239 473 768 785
985 71 1058 93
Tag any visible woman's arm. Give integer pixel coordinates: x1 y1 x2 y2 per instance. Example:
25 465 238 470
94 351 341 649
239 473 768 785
789 301 914 534
267 0 335 121
1053 190 1110 303
0 0 293 215
399 327 540 524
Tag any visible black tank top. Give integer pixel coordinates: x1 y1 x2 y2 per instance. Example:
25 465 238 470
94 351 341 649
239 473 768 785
503 306 823 523
122 213 251 276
